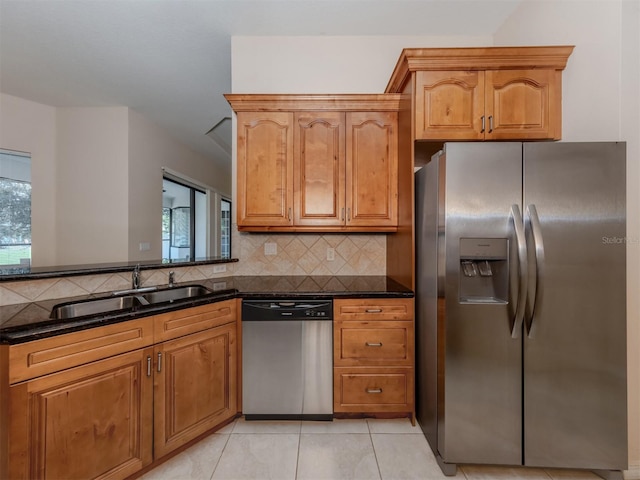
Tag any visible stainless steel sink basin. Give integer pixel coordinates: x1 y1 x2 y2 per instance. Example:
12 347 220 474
50 295 145 319
141 285 211 304
49 285 212 320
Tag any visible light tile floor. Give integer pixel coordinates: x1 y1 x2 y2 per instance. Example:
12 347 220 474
141 418 604 480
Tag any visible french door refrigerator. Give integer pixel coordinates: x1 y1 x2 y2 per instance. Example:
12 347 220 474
415 142 627 478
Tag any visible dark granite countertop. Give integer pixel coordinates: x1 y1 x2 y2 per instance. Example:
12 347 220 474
0 276 413 344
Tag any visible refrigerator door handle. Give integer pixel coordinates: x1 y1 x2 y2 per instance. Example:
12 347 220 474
525 204 545 338
510 204 528 338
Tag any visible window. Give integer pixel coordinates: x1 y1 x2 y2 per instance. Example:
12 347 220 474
0 149 31 267
221 198 231 257
162 177 206 261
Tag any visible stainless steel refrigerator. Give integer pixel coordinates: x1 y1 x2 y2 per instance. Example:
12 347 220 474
415 142 627 478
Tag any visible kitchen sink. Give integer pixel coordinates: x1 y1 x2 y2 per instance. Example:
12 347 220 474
49 285 213 320
50 295 146 319
140 285 212 304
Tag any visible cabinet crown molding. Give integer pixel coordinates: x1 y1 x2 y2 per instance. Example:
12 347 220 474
385 45 574 93
225 93 408 112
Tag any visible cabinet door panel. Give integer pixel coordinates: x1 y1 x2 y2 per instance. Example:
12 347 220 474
236 112 293 226
346 112 398 227
294 112 345 226
154 324 237 458
415 71 485 140
9 348 153 480
485 69 560 140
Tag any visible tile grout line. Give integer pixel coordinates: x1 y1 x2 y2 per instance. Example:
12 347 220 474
207 432 232 480
208 419 237 480
368 430 384 480
294 422 302 480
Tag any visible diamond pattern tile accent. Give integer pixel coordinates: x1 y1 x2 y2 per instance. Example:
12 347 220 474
230 226 385 277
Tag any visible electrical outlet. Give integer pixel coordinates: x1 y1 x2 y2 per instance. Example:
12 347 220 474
264 242 277 256
213 281 228 291
326 247 335 261
213 264 226 274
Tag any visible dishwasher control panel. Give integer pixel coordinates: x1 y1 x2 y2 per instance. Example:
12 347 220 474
242 299 333 321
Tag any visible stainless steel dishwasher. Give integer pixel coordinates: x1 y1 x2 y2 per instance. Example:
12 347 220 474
242 299 333 420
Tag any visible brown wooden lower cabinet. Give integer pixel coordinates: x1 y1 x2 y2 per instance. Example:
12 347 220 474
2 301 239 480
8 348 154 480
333 298 415 418
154 323 237 459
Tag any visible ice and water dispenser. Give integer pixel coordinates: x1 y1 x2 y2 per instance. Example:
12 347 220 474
459 238 508 304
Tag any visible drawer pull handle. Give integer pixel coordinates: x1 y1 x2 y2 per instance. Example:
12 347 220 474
147 356 152 377
365 309 382 313
157 352 162 373
366 388 383 394
365 342 383 347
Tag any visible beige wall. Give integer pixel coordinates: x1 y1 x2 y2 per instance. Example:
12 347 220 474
56 107 130 264
0 94 57 266
495 0 640 473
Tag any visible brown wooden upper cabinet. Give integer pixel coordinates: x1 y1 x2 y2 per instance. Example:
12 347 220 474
225 94 403 232
385 46 574 141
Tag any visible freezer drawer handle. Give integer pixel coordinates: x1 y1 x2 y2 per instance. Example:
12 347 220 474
365 342 383 347
510 204 528 339
366 388 383 394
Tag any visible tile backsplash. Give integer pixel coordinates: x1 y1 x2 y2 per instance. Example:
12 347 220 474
0 229 387 307
0 263 236 307
232 230 386 277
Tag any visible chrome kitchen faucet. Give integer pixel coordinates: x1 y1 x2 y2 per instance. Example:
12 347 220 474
132 264 141 289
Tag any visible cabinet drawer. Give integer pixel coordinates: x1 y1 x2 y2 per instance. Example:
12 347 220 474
334 298 413 321
154 300 236 342
335 322 412 366
9 317 154 384
334 367 413 412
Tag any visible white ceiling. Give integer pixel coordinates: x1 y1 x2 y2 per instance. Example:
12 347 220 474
0 0 522 172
